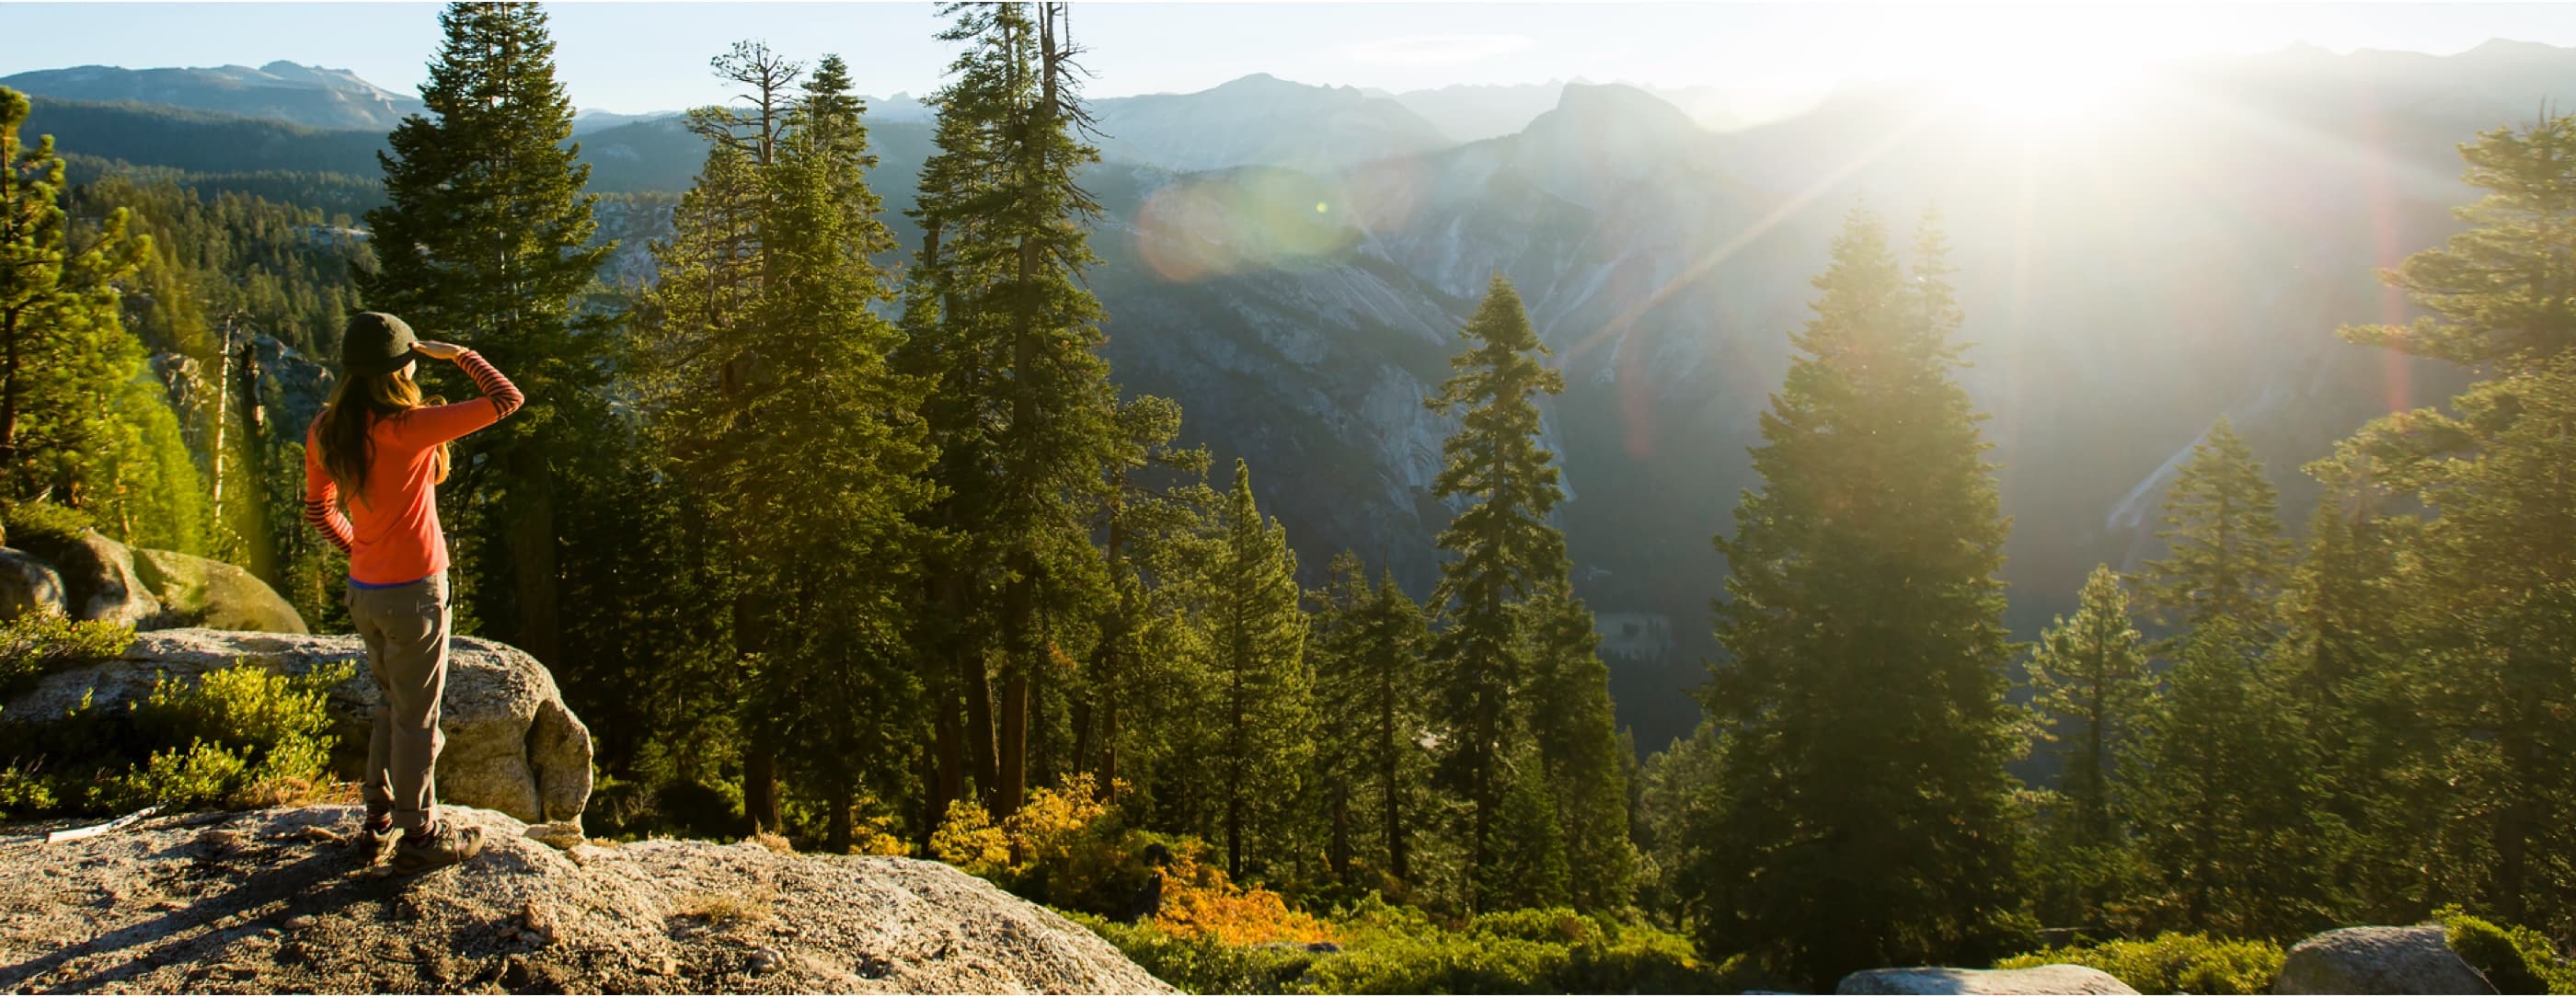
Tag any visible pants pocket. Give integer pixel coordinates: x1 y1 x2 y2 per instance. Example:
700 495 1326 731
413 573 448 618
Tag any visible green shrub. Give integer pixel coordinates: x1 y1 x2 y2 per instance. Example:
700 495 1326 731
109 661 350 809
0 659 350 819
0 610 132 700
2439 906 2576 995
1067 896 1738 995
1996 932 2284 994
1066 912 1316 995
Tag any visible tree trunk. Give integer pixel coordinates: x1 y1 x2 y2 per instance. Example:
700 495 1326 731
996 558 1032 818
1 309 24 491
1329 785 1351 885
508 446 563 666
1383 653 1408 881
1226 602 1247 879
963 621 1000 810
828 775 855 854
1070 696 1095 783
744 739 781 835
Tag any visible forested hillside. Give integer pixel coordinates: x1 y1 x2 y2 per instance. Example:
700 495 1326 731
5 4 2575 993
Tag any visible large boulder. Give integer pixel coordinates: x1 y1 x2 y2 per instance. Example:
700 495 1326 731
1 628 592 824
1839 966 2140 995
2276 925 2496 995
0 546 66 619
0 804 1174 994
11 529 161 628
3 529 305 634
130 546 307 633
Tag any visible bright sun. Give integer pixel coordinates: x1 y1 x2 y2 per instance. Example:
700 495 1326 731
1935 51 2149 123
1903 10 2164 124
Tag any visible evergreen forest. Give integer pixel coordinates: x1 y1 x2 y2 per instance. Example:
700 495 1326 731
2 4 2572 992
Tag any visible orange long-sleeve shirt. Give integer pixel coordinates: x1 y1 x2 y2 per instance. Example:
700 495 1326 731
304 350 522 586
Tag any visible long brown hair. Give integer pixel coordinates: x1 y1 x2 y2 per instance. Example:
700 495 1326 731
314 366 451 506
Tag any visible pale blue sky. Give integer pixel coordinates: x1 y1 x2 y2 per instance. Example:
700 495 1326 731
6 2 2576 114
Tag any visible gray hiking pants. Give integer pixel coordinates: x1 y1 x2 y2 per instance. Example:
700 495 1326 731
345 572 450 832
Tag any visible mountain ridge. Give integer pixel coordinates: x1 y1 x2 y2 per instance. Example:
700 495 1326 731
1 61 423 131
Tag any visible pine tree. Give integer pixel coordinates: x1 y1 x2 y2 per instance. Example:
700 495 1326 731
1069 395 1207 808
631 44 932 843
2122 620 2340 938
1197 460 1309 880
2282 444 2430 923
2341 112 2576 375
361 2 612 665
2143 417 2291 637
755 57 934 852
1524 590 1639 911
900 1 1122 819
1634 728 1721 918
2023 564 2152 928
2388 358 2576 930
2330 110 2576 931
1696 209 2027 986
0 87 201 545
1310 554 1431 888
1423 274 1570 911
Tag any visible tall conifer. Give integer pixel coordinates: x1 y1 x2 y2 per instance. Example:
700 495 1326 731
1310 554 1431 887
2332 110 2576 928
0 87 200 546
1198 460 1309 879
2144 418 2291 637
899 2 1122 819
1424 274 1570 911
2023 564 2152 927
1696 209 2026 986
362 2 611 662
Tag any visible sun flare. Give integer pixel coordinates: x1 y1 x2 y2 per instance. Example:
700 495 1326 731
1892 8 2166 125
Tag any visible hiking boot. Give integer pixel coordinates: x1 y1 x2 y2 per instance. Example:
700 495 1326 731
389 819 485 876
355 808 397 853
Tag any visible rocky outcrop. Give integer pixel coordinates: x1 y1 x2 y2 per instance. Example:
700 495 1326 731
0 804 1174 994
0 547 65 619
11 530 162 628
1838 966 2141 995
2275 925 2496 995
130 548 307 634
3 629 592 824
1 530 304 634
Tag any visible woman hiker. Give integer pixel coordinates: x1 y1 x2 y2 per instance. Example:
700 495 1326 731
303 311 521 875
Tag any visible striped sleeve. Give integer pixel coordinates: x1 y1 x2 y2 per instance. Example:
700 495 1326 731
383 350 522 450
301 423 356 556
458 350 523 419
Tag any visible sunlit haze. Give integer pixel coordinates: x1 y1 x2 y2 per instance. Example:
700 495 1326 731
6 2 2576 113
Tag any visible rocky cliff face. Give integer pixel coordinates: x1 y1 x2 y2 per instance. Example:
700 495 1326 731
0 804 1171 994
